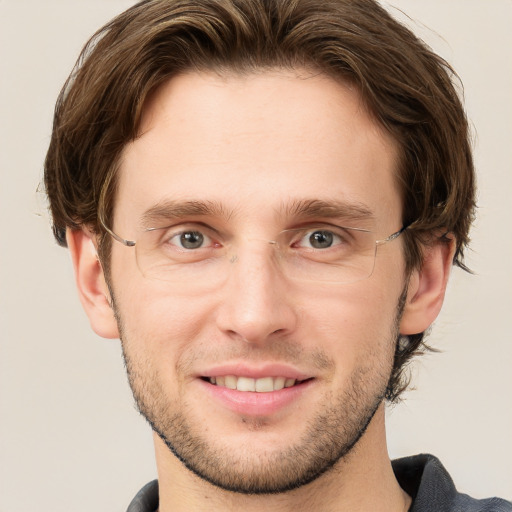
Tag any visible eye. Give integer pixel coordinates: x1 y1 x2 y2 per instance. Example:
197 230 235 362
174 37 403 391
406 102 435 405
169 230 211 250
298 229 344 249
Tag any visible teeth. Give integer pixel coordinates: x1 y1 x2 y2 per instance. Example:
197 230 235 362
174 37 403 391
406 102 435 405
284 378 295 388
225 375 238 390
273 377 285 391
208 375 298 392
255 377 273 392
237 377 255 391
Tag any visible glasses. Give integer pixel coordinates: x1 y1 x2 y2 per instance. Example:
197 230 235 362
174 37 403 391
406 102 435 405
101 219 407 286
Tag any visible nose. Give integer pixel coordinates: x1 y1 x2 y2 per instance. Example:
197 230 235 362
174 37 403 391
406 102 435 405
215 241 298 346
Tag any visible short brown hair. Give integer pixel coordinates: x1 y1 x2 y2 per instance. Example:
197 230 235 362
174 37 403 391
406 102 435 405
44 0 476 401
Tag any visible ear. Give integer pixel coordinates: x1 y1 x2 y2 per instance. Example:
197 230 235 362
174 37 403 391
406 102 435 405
399 237 456 335
67 228 119 339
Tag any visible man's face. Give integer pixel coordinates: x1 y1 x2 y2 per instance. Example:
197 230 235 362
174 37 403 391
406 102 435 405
109 69 407 493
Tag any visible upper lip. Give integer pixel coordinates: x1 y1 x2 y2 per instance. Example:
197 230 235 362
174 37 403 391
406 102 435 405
197 362 312 381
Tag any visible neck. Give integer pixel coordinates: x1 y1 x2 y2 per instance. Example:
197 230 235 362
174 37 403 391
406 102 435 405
154 405 411 512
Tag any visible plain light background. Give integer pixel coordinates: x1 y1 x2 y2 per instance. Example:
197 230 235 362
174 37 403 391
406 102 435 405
0 1 511 510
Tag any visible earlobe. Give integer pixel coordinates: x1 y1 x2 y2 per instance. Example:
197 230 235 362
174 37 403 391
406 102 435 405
67 228 119 339
399 237 456 335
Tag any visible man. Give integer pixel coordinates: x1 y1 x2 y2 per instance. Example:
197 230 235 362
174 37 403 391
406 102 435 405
43 0 511 510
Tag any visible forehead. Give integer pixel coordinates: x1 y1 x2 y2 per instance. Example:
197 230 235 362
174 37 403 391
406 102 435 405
116 69 401 231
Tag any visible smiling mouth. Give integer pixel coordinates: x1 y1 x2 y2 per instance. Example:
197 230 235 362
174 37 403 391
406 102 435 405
202 376 311 392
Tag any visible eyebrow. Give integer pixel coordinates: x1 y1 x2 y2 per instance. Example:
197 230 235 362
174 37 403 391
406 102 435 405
280 198 375 223
140 199 234 227
139 197 375 228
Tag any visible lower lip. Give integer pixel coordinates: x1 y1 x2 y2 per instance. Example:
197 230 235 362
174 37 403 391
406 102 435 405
198 379 313 416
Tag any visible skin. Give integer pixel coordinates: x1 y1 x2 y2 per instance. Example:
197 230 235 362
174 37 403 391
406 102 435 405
69 69 454 511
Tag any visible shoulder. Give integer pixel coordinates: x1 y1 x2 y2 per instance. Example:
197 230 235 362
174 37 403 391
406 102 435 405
392 454 512 512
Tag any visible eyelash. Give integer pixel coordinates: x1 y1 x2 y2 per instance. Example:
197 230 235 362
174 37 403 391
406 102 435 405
158 225 352 251
163 229 216 250
292 229 348 249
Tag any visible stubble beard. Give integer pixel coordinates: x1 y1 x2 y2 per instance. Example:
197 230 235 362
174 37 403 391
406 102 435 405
114 296 403 495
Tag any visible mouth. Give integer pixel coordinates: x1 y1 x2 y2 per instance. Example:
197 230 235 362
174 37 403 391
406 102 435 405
201 375 311 392
198 370 315 416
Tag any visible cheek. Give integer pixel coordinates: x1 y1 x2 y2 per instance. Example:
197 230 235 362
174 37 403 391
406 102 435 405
112 273 218 364
297 282 401 365
110 246 212 335
114 290 221 401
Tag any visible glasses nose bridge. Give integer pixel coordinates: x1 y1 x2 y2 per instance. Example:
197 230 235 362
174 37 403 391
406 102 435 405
227 235 283 270
244 235 280 247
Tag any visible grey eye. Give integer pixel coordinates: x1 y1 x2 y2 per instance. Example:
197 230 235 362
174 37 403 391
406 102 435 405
308 230 334 249
179 231 205 249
